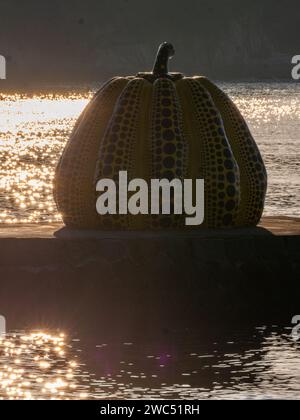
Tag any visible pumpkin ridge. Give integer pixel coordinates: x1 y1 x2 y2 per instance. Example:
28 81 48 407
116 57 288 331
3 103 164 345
132 79 153 229
176 78 207 225
196 77 268 226
94 78 145 230
182 78 240 228
54 77 128 228
150 78 188 229
54 77 119 184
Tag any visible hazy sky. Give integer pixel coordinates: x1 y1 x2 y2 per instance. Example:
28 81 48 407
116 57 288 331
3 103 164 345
0 0 299 86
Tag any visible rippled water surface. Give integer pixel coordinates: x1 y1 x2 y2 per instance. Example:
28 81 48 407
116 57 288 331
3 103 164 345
0 83 299 223
1 326 300 400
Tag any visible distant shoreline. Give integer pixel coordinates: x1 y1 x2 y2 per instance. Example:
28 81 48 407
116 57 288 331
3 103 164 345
1 80 299 95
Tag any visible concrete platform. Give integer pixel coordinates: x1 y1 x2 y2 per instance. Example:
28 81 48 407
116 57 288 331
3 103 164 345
0 216 299 238
0 217 299 333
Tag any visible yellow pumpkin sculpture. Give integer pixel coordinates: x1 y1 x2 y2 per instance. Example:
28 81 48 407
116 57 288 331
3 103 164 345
54 43 267 229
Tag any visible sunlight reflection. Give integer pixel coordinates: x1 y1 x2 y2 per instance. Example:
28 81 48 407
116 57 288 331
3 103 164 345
1 327 300 400
0 332 85 400
0 93 90 223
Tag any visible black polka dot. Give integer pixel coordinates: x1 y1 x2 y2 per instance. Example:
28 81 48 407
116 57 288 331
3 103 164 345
224 160 234 170
162 119 172 128
164 143 176 154
227 186 236 197
162 98 171 107
162 109 171 117
227 172 236 183
163 157 175 169
223 149 232 158
163 130 175 141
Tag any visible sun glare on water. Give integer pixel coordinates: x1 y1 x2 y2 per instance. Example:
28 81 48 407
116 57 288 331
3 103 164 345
0 331 89 400
0 92 90 224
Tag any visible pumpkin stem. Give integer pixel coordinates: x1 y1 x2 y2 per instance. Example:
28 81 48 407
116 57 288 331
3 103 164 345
152 42 175 77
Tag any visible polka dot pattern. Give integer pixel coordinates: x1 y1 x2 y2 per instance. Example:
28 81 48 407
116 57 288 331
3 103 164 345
55 74 267 230
178 78 240 228
197 77 268 226
94 78 145 229
150 78 188 229
54 77 128 228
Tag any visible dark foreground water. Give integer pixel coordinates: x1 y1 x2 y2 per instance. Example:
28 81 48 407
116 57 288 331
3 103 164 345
1 324 299 400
